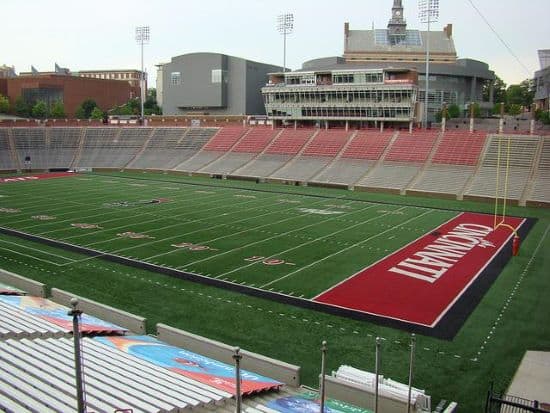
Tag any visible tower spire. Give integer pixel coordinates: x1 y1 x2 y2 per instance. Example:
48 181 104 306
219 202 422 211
388 0 407 37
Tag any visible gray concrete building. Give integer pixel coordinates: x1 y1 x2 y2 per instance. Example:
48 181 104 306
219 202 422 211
158 52 282 116
534 50 550 111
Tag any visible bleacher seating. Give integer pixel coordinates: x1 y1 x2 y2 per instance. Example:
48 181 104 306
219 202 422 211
76 128 151 168
202 127 247 151
174 127 248 172
358 163 421 190
432 131 486 165
0 129 17 170
342 131 394 160
302 130 350 157
529 138 550 203
130 128 216 169
48 128 82 168
12 128 48 169
312 159 371 185
466 134 540 200
236 129 315 177
2 126 548 206
200 129 279 175
232 128 277 153
410 131 487 196
265 129 313 155
384 131 439 163
272 130 352 181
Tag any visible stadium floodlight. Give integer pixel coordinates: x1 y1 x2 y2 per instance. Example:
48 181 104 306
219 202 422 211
419 0 439 129
135 26 150 125
277 13 294 74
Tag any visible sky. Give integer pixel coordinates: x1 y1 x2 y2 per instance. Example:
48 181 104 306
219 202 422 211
2 0 549 88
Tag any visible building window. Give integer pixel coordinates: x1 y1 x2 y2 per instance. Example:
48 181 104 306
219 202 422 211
212 69 223 83
171 72 181 85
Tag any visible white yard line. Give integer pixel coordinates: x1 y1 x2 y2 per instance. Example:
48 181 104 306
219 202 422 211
0 238 76 262
0 246 68 266
188 203 394 272
145 197 351 261
261 209 433 288
80 193 278 247
30 190 230 235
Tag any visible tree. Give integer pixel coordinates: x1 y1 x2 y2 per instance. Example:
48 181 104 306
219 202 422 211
0 94 9 113
468 102 481 118
74 104 86 119
483 75 507 103
31 100 48 119
506 104 522 116
90 107 104 120
447 104 460 119
14 96 31 117
144 88 161 115
50 101 66 118
506 79 535 108
81 99 98 118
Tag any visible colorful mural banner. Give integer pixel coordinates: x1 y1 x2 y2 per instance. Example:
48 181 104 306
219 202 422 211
266 391 372 413
94 335 283 395
0 296 127 334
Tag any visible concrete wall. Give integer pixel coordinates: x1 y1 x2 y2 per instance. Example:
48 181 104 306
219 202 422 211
157 323 300 386
50 288 146 334
0 269 46 297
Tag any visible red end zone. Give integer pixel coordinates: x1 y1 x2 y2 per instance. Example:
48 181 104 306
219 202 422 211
0 172 75 184
314 212 525 328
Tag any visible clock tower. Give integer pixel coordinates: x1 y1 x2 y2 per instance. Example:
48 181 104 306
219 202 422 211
387 0 407 37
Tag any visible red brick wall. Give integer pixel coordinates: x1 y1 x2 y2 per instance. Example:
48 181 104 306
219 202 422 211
5 75 140 117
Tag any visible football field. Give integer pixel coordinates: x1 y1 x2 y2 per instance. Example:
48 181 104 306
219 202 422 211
0 171 530 337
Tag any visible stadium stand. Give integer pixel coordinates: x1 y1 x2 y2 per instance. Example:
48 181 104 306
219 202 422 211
236 128 315 177
200 128 279 175
0 128 18 170
271 130 352 181
174 127 248 172
12 128 48 169
410 132 487 196
528 137 550 203
0 275 377 413
48 127 83 169
464 134 540 203
128 128 216 169
313 130 393 185
384 131 439 163
75 127 152 168
355 131 438 192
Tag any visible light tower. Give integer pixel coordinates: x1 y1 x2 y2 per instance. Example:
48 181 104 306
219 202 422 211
419 0 439 129
277 13 294 74
135 26 150 124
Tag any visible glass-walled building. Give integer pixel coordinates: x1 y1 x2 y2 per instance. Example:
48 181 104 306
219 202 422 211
262 67 418 128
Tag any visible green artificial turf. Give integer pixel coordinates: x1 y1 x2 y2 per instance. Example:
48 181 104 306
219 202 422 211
0 170 549 412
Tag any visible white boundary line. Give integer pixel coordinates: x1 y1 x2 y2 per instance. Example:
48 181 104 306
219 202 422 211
312 212 463 299
215 205 410 279
0 238 76 262
429 217 527 328
262 209 433 288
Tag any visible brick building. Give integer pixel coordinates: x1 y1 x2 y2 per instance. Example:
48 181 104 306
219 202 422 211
3 75 139 117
